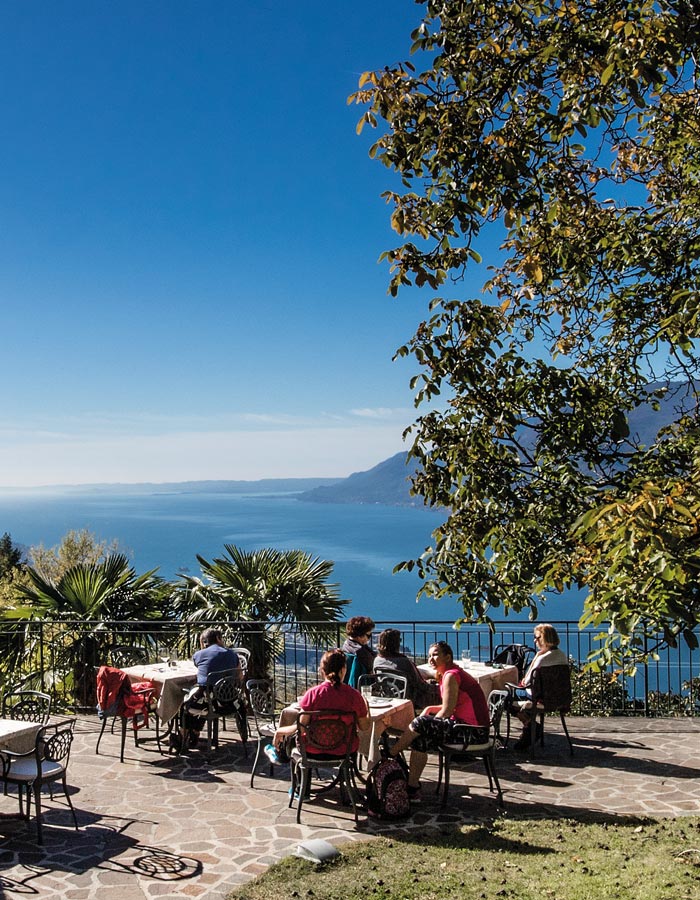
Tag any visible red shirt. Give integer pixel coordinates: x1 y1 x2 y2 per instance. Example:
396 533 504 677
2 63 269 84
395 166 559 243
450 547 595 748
299 680 366 754
441 666 489 727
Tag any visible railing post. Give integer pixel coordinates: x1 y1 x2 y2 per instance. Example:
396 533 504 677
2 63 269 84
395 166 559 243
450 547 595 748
39 620 45 692
643 632 650 716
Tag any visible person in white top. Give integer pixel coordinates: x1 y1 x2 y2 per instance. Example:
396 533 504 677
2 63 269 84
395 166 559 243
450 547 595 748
511 623 568 750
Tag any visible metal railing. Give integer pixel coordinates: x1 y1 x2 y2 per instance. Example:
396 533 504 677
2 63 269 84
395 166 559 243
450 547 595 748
0 618 697 716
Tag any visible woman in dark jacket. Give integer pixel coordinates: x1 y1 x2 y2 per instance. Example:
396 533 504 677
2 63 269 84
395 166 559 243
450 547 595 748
341 615 376 677
373 628 440 709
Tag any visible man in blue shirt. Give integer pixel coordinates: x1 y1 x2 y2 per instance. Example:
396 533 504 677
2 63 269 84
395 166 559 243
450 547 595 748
193 628 240 686
181 628 242 749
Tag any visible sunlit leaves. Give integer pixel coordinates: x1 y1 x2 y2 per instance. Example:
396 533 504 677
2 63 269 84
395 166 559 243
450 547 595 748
356 0 700 661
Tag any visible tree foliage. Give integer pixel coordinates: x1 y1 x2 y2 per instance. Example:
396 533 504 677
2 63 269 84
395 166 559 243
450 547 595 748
175 545 347 677
28 528 122 583
352 0 700 664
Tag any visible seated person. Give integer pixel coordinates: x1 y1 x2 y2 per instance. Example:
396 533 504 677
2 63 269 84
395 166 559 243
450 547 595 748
388 641 489 801
181 628 242 748
341 615 376 684
510 623 568 750
267 648 370 765
373 628 440 709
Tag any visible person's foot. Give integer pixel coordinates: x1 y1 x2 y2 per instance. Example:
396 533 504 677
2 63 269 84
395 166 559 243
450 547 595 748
407 784 422 802
288 785 311 801
264 743 282 765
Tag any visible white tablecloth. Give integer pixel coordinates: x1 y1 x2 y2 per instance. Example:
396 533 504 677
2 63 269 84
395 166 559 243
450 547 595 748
0 718 41 755
417 661 518 699
122 661 198 723
278 697 415 769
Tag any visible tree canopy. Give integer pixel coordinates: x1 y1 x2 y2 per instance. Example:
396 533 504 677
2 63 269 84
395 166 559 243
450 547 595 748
352 0 700 664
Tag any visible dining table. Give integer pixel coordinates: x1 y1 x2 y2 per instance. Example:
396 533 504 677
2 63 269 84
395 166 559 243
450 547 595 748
121 660 198 724
277 696 415 769
417 660 519 699
0 718 43 755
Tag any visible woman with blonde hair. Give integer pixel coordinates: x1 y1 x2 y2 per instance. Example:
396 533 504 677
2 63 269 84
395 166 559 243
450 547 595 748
511 623 568 750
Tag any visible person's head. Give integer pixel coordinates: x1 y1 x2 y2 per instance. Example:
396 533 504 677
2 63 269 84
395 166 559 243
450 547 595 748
534 624 559 650
377 628 402 657
428 640 454 672
200 627 223 649
319 648 347 686
346 615 375 644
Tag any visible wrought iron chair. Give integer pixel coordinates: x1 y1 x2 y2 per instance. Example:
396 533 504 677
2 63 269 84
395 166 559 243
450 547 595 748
288 709 361 824
0 720 79 844
521 664 574 757
246 678 279 787
200 669 248 754
358 671 409 700
231 647 251 675
95 666 159 762
490 643 535 680
434 689 509 807
2 690 52 724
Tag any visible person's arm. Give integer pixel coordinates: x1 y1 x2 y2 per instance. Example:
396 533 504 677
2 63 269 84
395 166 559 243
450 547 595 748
435 672 459 719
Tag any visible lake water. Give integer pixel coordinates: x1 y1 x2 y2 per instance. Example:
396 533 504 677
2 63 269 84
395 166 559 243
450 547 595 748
0 489 467 623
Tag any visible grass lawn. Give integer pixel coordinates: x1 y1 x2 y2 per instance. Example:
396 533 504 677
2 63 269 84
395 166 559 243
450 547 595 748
227 815 700 900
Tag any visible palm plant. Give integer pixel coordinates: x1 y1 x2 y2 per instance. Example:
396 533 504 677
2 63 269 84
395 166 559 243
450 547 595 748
7 554 165 707
174 545 347 677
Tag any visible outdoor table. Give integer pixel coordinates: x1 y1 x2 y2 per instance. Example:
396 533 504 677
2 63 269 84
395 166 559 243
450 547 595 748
121 661 198 724
277 696 415 769
417 660 519 699
0 718 42 755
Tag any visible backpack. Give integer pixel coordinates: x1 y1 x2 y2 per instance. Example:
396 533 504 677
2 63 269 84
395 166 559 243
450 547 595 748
493 644 529 679
365 754 411 820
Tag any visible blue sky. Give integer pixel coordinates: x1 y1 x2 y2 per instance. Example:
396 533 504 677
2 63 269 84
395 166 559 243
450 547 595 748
0 1 454 487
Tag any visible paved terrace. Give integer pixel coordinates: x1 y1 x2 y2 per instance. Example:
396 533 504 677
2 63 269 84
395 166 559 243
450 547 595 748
1 716 699 900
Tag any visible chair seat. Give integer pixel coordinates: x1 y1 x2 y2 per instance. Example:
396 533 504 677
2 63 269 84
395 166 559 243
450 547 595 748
6 759 65 782
443 739 493 753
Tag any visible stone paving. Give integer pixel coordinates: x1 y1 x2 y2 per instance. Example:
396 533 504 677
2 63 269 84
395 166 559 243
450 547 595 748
0 715 699 900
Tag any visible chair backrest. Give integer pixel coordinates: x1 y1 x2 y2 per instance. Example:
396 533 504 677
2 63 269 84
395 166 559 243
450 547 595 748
109 645 150 668
487 689 509 733
531 665 572 713
296 709 357 761
231 648 250 673
207 671 245 715
492 643 534 679
2 690 52 724
360 671 409 700
42 722 75 766
246 678 277 729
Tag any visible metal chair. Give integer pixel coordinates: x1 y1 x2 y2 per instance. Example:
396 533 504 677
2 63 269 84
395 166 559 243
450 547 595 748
521 665 574 757
288 709 361 824
434 689 509 807
0 720 79 844
490 643 535 680
246 678 279 787
95 666 159 762
201 669 248 754
231 647 250 675
2 690 52 724
358 671 409 700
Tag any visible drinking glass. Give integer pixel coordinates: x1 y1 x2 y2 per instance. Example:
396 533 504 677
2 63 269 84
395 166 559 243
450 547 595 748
361 684 373 703
461 649 471 667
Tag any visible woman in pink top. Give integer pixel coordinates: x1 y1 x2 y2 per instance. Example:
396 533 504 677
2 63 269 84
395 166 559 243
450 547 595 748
389 641 489 801
273 648 371 757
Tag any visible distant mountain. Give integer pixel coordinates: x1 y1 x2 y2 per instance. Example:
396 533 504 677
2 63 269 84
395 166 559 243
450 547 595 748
298 452 421 507
0 477 341 496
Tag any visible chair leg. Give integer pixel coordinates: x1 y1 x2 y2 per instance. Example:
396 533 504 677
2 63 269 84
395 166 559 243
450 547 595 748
295 767 311 824
440 750 452 806
486 749 504 806
528 716 538 758
95 716 109 755
560 712 574 755
33 781 43 845
120 716 128 763
250 738 264 788
60 772 79 830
